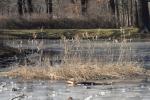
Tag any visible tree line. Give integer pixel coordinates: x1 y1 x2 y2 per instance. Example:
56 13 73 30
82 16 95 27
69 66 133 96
109 0 150 32
0 0 149 31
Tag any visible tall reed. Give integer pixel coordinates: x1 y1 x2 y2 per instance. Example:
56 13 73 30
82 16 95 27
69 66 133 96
4 31 146 80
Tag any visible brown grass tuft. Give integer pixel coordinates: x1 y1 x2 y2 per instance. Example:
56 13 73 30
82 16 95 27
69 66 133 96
5 63 145 81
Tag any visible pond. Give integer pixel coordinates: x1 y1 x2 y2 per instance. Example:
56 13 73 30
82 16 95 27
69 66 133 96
2 39 150 68
1 39 150 100
0 78 150 100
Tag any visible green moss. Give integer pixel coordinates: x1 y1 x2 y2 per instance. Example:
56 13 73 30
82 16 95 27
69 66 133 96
0 28 140 39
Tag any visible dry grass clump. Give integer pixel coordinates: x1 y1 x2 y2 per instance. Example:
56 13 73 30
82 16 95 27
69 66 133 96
52 63 145 81
6 66 58 80
5 62 145 81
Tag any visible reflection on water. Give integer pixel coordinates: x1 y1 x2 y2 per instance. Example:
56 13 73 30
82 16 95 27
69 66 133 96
0 79 150 100
2 39 150 68
1 39 150 100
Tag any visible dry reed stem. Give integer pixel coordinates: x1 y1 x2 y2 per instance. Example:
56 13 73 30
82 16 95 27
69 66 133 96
5 62 146 81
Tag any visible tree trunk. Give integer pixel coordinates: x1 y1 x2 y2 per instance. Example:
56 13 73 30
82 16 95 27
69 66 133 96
134 0 139 27
27 0 33 15
81 0 88 16
45 0 52 14
17 0 23 15
115 0 120 28
109 0 115 13
22 0 27 14
137 0 150 32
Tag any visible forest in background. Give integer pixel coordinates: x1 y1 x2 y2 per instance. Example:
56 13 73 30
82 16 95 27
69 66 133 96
0 0 149 32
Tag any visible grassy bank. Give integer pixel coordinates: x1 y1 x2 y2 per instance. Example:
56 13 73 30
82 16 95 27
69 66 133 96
0 28 143 39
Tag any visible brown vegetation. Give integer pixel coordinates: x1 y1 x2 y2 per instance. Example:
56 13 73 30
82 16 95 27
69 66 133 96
4 62 146 81
0 35 149 81
0 15 116 29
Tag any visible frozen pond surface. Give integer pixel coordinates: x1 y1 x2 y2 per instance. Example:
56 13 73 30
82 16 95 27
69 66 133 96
0 78 150 100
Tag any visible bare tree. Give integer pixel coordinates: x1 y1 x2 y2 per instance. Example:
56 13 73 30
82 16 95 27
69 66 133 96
17 0 33 16
1 0 150 29
17 0 23 15
81 0 88 15
109 0 115 13
0 0 11 15
27 0 33 14
45 0 52 14
136 0 150 32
